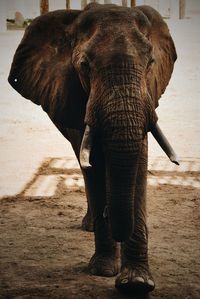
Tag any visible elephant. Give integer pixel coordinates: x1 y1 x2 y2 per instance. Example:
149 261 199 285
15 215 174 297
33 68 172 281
8 3 179 294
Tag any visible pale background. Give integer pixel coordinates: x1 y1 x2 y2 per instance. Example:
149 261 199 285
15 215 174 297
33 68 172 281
0 0 199 196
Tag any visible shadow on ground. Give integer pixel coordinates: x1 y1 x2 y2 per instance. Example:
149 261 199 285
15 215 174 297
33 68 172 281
0 157 199 299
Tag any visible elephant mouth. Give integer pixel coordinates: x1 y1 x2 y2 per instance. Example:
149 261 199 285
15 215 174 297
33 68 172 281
79 123 179 169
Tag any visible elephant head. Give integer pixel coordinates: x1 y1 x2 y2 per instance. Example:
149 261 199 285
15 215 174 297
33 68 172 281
8 4 178 241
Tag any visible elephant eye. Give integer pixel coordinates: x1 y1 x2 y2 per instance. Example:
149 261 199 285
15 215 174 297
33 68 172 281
80 59 90 74
147 57 155 69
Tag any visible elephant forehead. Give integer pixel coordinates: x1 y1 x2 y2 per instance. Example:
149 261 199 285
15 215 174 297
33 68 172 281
79 3 150 25
75 20 152 64
77 6 132 28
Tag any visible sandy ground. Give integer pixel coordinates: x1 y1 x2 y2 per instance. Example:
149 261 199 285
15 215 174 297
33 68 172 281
0 17 200 299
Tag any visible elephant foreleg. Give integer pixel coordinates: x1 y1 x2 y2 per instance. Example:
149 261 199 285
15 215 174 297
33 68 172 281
115 136 155 294
82 150 120 277
62 128 119 276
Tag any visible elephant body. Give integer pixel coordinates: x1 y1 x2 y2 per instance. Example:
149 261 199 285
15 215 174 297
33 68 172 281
8 3 177 294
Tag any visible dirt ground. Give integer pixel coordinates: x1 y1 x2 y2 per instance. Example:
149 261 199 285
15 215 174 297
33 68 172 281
0 13 200 299
0 157 200 299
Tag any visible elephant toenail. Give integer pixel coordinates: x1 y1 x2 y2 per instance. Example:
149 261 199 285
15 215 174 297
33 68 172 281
134 276 145 283
104 270 113 277
147 279 155 287
121 278 129 284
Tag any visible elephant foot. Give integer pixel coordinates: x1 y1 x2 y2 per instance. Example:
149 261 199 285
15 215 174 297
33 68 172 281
115 262 155 294
81 212 94 232
88 253 120 277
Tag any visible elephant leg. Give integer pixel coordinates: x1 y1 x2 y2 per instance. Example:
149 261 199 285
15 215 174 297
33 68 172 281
115 136 155 294
65 128 119 276
82 147 120 277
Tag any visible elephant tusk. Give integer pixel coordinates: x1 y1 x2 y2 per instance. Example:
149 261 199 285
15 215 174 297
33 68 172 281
151 123 180 165
79 125 93 169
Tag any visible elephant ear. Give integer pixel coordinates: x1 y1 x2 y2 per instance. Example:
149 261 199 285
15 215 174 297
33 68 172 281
8 10 87 129
136 6 177 108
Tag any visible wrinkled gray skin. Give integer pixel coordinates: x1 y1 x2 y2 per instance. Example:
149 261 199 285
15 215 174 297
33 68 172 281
8 3 177 294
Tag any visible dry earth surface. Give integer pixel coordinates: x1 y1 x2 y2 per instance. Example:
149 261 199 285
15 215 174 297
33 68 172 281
0 157 200 299
0 16 200 299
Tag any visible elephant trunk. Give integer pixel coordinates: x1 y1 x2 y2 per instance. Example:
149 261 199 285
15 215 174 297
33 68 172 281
80 123 179 242
80 124 141 242
105 151 140 242
80 61 179 242
81 83 144 241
